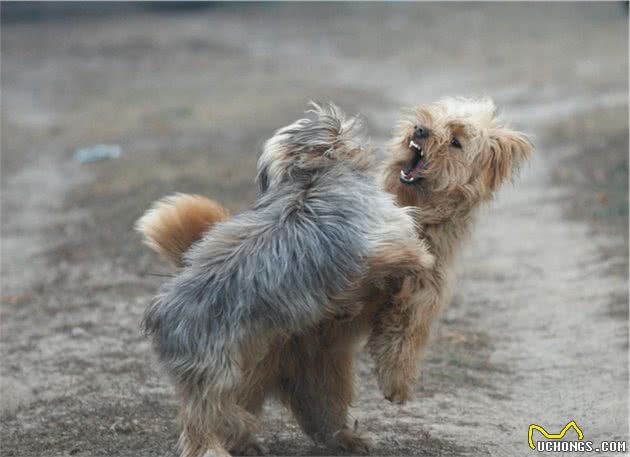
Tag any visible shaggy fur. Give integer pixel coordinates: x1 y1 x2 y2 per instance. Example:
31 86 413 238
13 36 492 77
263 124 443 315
137 103 433 457
370 97 534 402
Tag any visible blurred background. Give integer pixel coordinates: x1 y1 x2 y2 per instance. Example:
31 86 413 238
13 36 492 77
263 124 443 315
1 3 628 456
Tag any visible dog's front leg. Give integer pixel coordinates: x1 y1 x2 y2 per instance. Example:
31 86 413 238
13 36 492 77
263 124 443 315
367 276 443 404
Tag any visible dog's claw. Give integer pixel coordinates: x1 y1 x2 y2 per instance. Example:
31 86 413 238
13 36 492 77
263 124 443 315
330 428 372 454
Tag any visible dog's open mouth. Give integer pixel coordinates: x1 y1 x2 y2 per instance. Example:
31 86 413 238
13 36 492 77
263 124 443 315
400 140 426 184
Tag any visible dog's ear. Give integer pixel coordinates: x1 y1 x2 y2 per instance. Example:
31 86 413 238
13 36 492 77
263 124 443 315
482 128 533 192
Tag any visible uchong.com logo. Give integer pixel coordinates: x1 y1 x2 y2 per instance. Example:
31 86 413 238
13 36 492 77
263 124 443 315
528 420 627 453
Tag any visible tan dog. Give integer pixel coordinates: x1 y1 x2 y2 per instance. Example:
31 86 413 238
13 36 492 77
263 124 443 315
371 97 533 402
138 97 532 454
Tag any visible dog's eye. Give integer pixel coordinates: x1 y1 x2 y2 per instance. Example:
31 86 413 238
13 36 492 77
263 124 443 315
450 137 462 149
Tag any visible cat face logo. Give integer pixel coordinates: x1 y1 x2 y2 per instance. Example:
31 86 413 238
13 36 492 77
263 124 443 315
528 421 584 449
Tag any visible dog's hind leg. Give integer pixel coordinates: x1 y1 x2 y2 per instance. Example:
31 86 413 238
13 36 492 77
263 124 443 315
177 381 258 457
228 392 268 457
279 327 371 454
229 353 279 456
178 410 231 457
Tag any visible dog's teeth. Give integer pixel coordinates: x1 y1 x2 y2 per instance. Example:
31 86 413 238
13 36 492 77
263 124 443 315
409 140 423 154
400 170 414 183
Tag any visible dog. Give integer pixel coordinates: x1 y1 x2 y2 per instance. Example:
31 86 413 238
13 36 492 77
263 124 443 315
136 103 433 457
368 97 534 403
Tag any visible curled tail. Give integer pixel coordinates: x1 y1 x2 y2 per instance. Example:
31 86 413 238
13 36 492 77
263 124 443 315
135 193 229 267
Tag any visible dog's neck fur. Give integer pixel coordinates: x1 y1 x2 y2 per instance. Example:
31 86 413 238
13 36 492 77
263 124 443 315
420 208 475 268
383 165 481 267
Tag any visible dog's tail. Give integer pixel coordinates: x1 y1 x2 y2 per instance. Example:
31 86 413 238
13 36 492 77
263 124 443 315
135 193 229 267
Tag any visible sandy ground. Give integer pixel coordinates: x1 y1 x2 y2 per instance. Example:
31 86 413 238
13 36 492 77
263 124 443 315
1 3 628 457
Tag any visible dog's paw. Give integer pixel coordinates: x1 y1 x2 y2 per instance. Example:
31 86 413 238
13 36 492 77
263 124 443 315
330 428 372 454
383 382 412 405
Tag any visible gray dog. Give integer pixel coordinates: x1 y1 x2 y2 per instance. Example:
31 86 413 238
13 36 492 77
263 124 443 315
137 103 434 457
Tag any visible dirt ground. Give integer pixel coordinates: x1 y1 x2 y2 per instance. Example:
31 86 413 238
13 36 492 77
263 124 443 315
1 3 628 457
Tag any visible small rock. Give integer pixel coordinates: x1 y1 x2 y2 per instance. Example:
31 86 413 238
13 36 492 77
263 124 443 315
70 327 87 337
74 144 122 164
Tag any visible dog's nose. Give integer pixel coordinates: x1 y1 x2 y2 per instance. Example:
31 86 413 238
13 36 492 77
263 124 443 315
413 126 429 140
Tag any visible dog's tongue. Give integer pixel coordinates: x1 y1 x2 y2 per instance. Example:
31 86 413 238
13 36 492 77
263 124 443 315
403 155 425 179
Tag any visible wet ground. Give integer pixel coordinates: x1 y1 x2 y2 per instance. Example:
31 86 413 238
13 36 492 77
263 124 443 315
1 3 628 456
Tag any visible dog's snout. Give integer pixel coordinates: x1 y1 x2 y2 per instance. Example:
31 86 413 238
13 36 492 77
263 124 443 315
413 126 429 140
